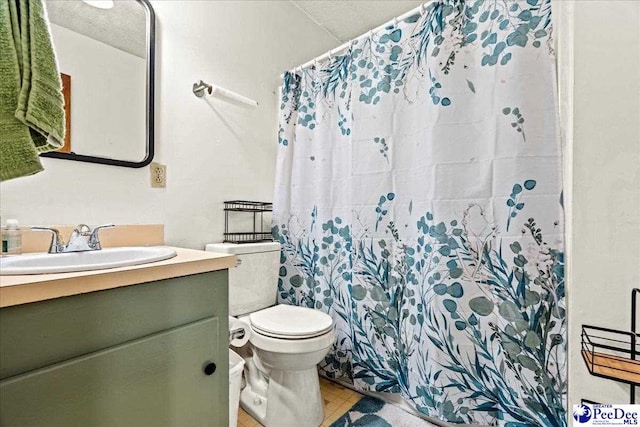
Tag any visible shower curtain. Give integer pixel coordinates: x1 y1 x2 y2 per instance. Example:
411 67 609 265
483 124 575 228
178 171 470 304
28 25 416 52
273 1 565 425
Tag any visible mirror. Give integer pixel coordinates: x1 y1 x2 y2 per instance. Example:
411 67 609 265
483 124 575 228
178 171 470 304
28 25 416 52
41 0 155 168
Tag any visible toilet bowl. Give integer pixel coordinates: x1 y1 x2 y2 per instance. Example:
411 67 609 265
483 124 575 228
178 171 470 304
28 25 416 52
205 242 335 427
239 304 335 427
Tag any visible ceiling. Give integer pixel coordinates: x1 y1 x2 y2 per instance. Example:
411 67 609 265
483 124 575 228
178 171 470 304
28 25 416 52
290 0 424 44
44 1 423 60
45 0 146 58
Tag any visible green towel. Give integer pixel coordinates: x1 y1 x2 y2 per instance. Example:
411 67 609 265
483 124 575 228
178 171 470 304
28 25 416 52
15 0 65 153
0 0 65 182
0 0 42 181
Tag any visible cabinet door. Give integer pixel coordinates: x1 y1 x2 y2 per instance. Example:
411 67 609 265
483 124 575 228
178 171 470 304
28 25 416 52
0 271 229 380
0 316 228 427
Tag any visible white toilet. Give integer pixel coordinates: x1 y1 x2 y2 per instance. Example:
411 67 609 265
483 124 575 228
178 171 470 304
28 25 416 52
205 242 335 427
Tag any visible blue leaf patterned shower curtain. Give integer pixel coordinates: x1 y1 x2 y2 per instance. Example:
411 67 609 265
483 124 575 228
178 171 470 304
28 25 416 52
273 1 565 425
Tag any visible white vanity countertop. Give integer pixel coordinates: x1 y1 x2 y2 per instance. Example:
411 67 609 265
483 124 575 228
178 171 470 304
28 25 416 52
0 247 236 308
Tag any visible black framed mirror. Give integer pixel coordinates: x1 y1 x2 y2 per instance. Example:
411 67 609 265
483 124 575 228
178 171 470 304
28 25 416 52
41 0 155 168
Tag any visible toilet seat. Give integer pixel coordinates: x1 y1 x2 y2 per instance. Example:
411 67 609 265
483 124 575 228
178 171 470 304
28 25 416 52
243 305 335 354
249 304 333 339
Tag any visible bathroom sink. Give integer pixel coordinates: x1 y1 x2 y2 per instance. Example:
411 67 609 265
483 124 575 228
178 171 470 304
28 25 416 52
0 246 177 275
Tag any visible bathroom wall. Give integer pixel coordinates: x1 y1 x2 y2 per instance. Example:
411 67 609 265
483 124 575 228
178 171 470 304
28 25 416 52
0 1 338 249
50 23 146 160
559 1 640 407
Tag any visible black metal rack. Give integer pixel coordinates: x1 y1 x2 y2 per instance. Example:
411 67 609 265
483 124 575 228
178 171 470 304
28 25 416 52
581 288 640 403
223 200 273 244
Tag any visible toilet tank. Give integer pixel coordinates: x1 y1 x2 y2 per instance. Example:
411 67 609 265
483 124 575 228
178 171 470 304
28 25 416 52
205 242 281 316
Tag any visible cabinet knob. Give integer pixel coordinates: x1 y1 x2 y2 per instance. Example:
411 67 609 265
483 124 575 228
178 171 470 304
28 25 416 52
203 362 217 376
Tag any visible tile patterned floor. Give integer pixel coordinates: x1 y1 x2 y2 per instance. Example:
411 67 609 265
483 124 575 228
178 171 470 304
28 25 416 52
237 377 363 427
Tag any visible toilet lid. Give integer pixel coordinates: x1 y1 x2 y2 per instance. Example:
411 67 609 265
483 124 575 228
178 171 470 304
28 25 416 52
249 305 333 339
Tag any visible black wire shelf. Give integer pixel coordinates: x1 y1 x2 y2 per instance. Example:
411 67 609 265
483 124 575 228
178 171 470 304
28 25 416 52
223 200 273 244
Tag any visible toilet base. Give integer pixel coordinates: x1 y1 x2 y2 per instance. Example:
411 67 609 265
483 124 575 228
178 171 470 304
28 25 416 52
240 367 324 427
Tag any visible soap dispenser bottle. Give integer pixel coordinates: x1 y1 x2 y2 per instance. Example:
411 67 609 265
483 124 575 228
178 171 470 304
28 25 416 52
1 219 22 255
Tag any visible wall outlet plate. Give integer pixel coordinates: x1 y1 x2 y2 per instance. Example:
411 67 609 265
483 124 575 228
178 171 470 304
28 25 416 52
150 162 166 188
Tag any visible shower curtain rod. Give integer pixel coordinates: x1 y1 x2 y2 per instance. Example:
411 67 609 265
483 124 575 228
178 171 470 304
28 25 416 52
280 1 435 79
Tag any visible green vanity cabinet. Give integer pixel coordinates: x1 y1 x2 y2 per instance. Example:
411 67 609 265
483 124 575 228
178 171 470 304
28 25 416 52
0 270 229 427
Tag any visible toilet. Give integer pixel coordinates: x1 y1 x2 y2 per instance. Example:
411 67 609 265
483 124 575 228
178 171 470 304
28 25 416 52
205 242 335 427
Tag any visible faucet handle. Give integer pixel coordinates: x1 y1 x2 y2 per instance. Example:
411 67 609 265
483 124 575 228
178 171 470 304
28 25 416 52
88 224 115 250
31 227 64 253
91 224 115 234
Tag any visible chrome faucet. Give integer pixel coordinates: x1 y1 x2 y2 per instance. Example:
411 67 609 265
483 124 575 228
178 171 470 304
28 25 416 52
32 224 115 253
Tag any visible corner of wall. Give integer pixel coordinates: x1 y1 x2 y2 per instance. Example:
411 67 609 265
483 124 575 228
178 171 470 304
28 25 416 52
552 0 575 409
